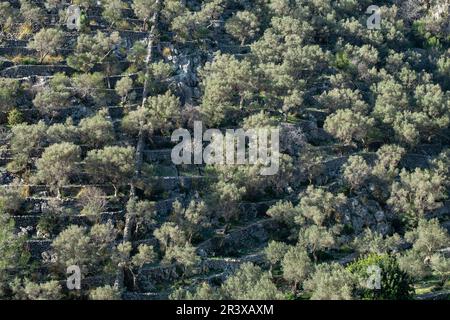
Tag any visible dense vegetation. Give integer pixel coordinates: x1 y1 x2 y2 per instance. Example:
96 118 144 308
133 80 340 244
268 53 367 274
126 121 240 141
0 0 449 300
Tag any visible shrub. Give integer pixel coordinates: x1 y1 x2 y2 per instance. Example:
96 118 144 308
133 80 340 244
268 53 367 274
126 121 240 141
89 285 120 300
347 254 413 300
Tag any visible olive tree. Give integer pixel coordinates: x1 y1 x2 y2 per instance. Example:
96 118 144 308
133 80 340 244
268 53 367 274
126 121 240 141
387 168 447 225
297 225 336 261
122 91 181 136
8 121 47 172
12 279 62 300
304 263 355 300
132 0 159 30
225 11 260 45
67 31 121 73
0 78 21 113
153 222 187 253
27 28 64 63
281 246 313 291
221 263 283 300
296 186 347 227
342 155 371 190
71 72 107 106
265 240 289 270
199 54 256 126
115 76 134 105
89 285 120 300
399 219 450 280
430 254 450 287
102 0 127 27
78 109 115 149
85 146 135 197
324 110 375 145
0 214 30 298
52 222 117 275
33 73 71 117
35 142 81 198
78 187 107 222
171 199 210 242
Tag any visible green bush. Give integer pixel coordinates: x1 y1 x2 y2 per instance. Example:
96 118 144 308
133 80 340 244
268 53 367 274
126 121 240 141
347 253 413 300
7 108 24 126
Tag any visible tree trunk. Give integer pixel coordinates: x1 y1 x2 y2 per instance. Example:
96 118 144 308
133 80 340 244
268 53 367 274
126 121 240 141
123 213 135 243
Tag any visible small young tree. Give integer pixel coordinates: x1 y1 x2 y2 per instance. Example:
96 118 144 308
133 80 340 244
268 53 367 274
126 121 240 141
27 28 64 63
85 146 135 197
35 142 81 198
115 76 133 105
78 187 107 222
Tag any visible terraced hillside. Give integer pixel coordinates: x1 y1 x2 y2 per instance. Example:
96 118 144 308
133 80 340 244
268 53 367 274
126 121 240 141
0 0 449 300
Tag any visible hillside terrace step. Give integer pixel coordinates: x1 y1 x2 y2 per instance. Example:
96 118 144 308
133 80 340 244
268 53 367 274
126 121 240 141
0 64 74 77
13 211 124 230
197 218 281 257
0 46 73 56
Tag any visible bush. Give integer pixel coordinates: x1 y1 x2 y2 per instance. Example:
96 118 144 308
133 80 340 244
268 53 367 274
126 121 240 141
347 254 413 300
7 108 24 126
89 285 120 300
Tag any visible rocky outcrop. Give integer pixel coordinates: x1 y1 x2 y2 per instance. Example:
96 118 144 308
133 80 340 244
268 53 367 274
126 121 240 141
344 198 391 236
